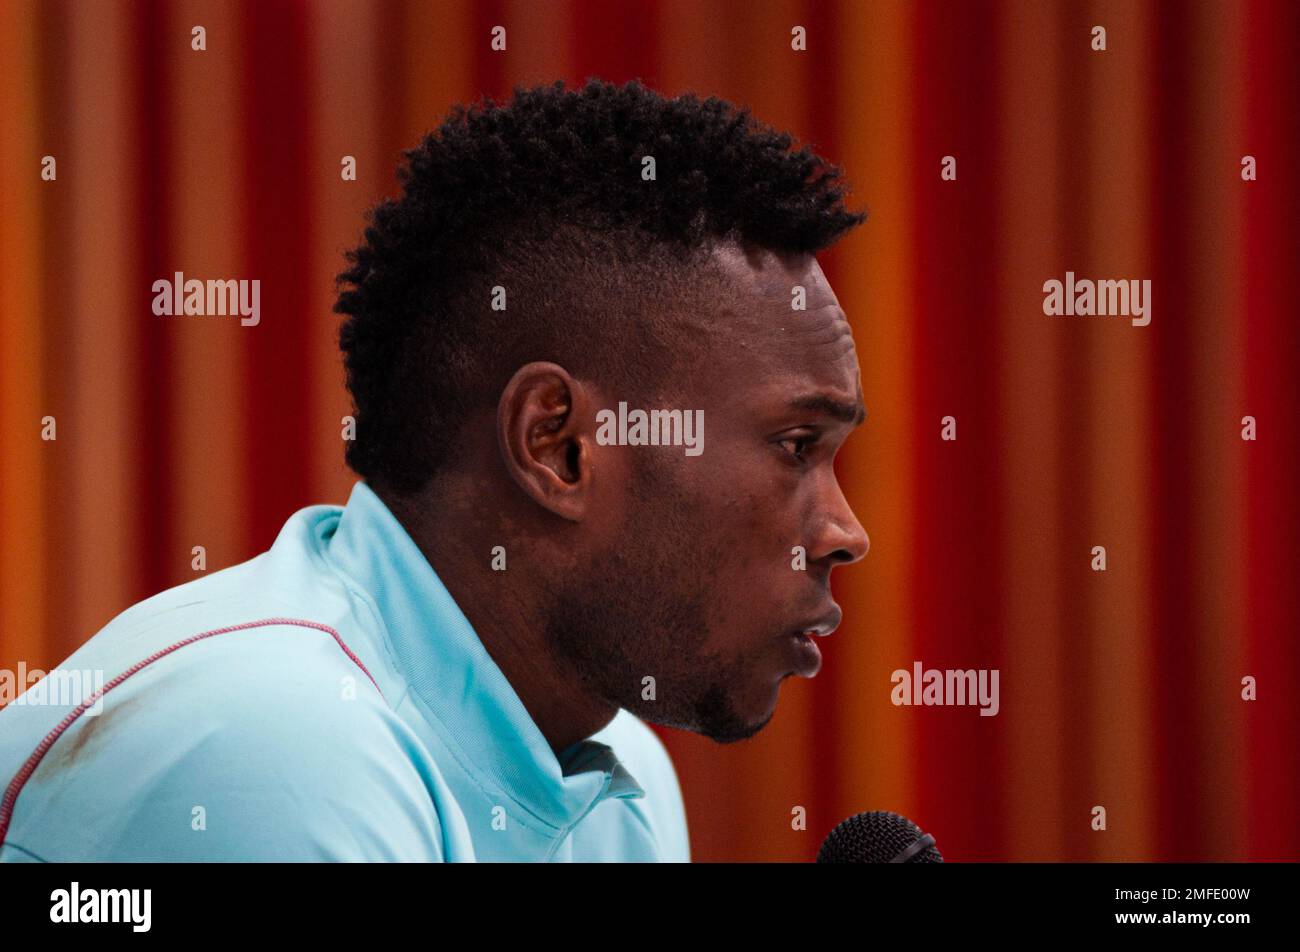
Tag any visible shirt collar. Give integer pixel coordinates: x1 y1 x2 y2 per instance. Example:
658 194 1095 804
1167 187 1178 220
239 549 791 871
323 480 645 833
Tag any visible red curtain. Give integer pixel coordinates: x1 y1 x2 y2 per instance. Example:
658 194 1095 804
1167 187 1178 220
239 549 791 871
1 0 1295 861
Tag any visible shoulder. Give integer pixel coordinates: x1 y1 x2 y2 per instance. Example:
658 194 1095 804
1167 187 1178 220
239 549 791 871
1 620 453 862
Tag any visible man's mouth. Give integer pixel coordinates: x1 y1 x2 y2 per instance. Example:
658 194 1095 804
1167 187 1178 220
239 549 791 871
795 606 843 639
789 631 823 677
786 607 842 678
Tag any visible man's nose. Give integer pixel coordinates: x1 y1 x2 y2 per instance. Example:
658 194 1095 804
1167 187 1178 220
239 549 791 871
813 481 869 566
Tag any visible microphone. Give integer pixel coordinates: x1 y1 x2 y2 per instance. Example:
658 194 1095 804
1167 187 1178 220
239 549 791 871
816 811 944 863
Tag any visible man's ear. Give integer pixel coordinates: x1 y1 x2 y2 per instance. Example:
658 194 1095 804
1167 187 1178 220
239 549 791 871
496 362 595 521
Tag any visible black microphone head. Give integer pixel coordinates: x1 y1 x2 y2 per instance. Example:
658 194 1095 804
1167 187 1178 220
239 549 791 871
817 811 944 863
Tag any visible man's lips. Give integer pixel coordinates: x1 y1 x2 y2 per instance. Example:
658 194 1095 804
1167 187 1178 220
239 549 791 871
781 605 843 678
792 605 843 639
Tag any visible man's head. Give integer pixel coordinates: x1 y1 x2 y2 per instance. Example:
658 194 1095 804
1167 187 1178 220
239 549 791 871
337 79 869 744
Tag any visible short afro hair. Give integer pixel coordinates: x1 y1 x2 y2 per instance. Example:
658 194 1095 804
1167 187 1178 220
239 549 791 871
335 78 865 496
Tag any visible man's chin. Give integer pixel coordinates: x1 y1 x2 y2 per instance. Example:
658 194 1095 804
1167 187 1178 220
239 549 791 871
702 711 773 744
691 680 778 744
622 672 779 743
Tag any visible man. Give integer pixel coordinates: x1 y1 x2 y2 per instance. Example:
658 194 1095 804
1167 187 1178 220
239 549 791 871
0 78 869 862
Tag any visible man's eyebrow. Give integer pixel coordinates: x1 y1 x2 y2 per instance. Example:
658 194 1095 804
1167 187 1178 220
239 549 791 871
789 394 867 426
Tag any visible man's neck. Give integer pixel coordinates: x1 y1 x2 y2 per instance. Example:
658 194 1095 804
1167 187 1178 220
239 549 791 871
383 484 619 757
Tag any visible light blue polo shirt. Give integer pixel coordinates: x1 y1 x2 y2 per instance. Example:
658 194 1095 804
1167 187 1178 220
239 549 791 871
0 481 690 862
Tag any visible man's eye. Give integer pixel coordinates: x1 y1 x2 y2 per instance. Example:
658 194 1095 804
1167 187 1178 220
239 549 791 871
778 436 815 462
